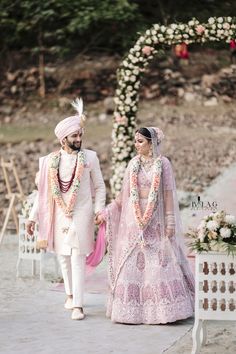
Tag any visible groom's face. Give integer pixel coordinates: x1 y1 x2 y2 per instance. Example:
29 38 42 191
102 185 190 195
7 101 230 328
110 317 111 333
65 130 83 151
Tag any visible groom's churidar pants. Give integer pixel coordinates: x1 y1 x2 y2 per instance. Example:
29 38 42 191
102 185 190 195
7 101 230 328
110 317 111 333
58 250 86 308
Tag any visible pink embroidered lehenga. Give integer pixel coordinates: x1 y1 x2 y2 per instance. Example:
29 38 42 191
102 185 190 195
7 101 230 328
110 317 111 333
105 128 194 324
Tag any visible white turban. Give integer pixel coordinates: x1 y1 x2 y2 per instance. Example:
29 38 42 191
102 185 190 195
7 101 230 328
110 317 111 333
54 115 82 142
54 98 85 142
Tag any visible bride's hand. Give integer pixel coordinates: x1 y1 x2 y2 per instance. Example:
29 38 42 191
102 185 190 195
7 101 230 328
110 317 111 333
94 213 105 225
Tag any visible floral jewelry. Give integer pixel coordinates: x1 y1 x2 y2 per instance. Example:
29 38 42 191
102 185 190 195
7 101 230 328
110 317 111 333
130 155 162 231
49 150 85 216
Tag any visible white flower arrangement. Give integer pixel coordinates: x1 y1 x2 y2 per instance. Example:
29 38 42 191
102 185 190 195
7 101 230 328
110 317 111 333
187 211 236 255
21 190 38 218
111 17 236 197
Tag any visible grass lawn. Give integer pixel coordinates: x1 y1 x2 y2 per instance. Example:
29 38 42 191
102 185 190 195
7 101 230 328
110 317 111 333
0 121 113 144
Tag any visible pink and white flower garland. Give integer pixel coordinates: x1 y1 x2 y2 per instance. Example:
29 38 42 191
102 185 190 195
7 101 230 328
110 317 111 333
111 16 236 197
49 150 85 217
130 155 162 230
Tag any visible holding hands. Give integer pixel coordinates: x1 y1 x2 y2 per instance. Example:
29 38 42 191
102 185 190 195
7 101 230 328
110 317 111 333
94 211 105 225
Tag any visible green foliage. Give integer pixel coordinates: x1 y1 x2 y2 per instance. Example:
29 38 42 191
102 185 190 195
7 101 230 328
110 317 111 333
132 0 236 25
0 0 236 56
0 0 140 54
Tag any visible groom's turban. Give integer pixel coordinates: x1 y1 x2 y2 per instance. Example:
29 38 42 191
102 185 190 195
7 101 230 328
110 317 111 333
54 115 82 142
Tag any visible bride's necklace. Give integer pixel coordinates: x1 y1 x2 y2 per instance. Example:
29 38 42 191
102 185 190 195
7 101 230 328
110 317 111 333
140 156 154 171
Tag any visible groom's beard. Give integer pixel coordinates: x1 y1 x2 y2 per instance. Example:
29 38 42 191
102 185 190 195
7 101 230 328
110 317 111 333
67 140 82 151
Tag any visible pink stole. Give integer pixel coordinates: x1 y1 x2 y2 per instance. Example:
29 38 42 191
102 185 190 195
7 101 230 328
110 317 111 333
86 223 106 268
37 154 54 251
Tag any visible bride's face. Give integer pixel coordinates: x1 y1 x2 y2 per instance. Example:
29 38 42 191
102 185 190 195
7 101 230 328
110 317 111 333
134 133 151 157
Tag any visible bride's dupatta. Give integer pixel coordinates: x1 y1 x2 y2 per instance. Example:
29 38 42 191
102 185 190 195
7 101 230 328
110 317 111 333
106 163 140 293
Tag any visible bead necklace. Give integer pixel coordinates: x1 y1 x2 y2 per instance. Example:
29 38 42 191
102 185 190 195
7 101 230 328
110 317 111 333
57 156 78 193
49 150 85 217
140 156 154 172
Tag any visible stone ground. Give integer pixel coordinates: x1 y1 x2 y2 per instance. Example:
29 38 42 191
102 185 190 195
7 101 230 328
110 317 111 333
0 236 193 354
0 164 236 354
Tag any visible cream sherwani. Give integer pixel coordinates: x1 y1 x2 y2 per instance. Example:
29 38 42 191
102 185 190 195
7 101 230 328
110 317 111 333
29 148 106 308
29 148 106 256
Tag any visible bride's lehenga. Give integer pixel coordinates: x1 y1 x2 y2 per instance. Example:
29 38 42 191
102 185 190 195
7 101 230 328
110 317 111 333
105 154 194 324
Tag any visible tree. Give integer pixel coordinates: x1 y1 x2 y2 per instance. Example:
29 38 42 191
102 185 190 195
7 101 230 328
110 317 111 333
0 0 141 95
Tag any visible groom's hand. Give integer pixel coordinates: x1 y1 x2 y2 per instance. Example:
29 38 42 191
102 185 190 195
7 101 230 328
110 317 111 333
94 213 105 225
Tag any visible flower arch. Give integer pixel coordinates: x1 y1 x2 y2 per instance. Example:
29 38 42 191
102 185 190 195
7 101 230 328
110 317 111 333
110 17 236 196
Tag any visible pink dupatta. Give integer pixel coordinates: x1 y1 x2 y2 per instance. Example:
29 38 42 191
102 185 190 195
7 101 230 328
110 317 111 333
37 155 54 251
86 223 106 268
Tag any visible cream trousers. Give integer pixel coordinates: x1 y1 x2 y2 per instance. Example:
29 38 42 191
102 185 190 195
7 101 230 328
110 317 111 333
58 250 86 308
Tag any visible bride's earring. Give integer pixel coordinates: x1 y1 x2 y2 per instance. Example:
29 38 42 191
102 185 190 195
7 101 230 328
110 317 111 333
148 148 153 158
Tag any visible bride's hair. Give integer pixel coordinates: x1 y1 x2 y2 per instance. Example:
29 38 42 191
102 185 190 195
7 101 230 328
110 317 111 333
135 127 152 140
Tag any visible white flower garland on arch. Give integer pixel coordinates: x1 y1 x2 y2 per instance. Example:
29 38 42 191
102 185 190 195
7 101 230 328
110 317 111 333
110 17 236 196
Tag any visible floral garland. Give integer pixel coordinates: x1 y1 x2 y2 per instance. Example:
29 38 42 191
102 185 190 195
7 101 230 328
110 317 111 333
130 155 162 230
49 150 85 216
111 16 236 197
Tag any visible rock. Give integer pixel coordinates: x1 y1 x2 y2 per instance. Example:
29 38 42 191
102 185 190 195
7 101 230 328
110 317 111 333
221 95 232 103
103 97 114 113
143 88 159 99
6 72 17 82
4 116 12 123
189 78 201 85
193 186 204 193
201 74 219 88
78 69 96 80
159 97 168 105
204 97 218 106
207 167 218 180
98 113 107 122
10 85 17 94
177 88 185 98
58 97 70 108
164 69 173 75
220 67 233 75
44 66 56 74
203 87 213 97
0 105 13 115
184 92 196 102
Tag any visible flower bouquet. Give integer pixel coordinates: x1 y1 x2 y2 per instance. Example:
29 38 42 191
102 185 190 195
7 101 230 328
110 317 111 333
187 210 236 256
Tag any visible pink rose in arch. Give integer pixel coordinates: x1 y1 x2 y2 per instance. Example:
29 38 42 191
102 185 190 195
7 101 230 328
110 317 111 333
114 112 128 126
142 46 154 56
196 25 205 35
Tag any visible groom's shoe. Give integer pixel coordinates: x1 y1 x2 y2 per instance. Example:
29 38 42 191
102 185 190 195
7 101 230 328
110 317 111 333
64 297 73 310
71 308 85 320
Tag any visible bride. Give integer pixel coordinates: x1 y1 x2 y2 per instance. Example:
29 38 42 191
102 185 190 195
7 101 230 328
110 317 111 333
100 126 194 324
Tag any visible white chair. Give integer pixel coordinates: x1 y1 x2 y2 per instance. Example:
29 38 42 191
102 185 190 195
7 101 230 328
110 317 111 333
16 215 59 280
192 252 236 353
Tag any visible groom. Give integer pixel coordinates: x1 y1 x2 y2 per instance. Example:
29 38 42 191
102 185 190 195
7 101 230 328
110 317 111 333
27 99 106 320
